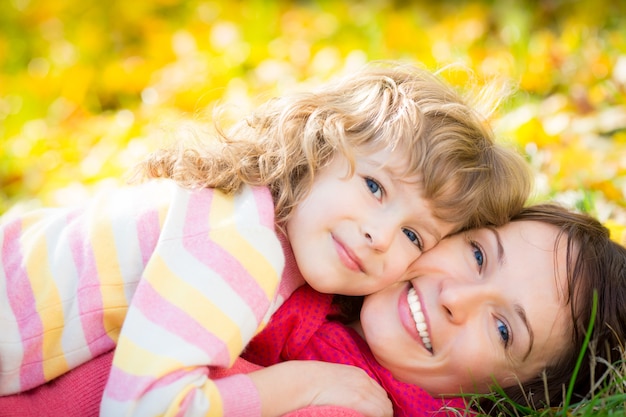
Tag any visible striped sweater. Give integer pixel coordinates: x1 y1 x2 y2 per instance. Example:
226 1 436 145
0 180 303 416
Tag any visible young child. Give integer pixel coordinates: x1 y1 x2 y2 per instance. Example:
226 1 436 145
242 203 626 416
0 62 532 416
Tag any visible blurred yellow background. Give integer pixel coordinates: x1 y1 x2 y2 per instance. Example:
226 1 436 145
1 0 625 243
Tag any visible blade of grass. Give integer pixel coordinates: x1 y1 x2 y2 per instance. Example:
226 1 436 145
562 290 598 413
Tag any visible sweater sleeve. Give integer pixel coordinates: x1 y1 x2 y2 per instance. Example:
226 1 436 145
0 180 178 395
100 184 284 417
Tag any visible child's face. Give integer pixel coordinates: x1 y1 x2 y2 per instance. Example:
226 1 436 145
285 147 457 296
357 220 572 395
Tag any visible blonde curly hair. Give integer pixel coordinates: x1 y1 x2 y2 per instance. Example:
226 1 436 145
135 62 531 231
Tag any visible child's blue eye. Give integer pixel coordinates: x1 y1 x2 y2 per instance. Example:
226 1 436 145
496 319 510 347
365 178 382 199
402 228 423 251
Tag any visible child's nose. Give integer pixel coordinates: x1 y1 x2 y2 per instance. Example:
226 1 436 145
362 222 395 252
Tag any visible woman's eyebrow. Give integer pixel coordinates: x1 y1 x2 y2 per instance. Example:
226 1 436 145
486 227 505 266
516 304 534 360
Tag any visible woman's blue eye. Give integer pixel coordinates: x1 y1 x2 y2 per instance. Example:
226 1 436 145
497 319 510 347
402 228 423 251
365 178 382 199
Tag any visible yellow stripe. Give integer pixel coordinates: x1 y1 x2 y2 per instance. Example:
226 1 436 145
115 336 224 416
209 190 280 299
166 380 224 417
146 256 244 361
202 379 224 416
88 201 130 336
20 215 70 381
114 334 183 375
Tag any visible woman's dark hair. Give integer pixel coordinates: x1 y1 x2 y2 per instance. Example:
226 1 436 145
480 203 626 414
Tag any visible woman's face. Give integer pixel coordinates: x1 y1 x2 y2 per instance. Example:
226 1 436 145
357 220 572 395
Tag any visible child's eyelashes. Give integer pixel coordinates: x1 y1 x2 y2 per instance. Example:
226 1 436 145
402 228 424 251
365 177 383 200
364 176 424 251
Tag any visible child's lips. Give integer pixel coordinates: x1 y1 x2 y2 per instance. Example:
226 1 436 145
332 235 364 272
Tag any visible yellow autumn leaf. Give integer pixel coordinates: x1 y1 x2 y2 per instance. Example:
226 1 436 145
605 220 626 246
515 117 559 148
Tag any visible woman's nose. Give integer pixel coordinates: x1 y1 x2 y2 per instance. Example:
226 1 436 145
440 280 496 323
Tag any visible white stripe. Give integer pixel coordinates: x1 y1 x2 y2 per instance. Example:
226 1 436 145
43 210 91 369
233 186 285 276
157 186 282 342
123 308 214 363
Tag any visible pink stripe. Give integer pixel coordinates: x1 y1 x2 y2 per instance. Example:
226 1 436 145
66 210 115 356
215 373 261 416
250 186 276 230
215 374 260 417
133 281 231 365
135 209 161 266
182 189 271 320
1 219 46 390
105 361 209 402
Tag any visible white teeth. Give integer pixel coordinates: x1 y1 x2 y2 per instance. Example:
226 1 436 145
407 287 432 352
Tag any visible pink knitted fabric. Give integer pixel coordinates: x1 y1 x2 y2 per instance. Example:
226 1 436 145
0 351 362 417
244 285 466 417
0 352 112 417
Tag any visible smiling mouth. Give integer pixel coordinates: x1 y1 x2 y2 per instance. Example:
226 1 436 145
407 286 433 353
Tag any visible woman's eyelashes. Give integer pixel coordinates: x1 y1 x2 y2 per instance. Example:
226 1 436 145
365 177 383 200
466 235 512 349
496 317 511 347
468 238 485 271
